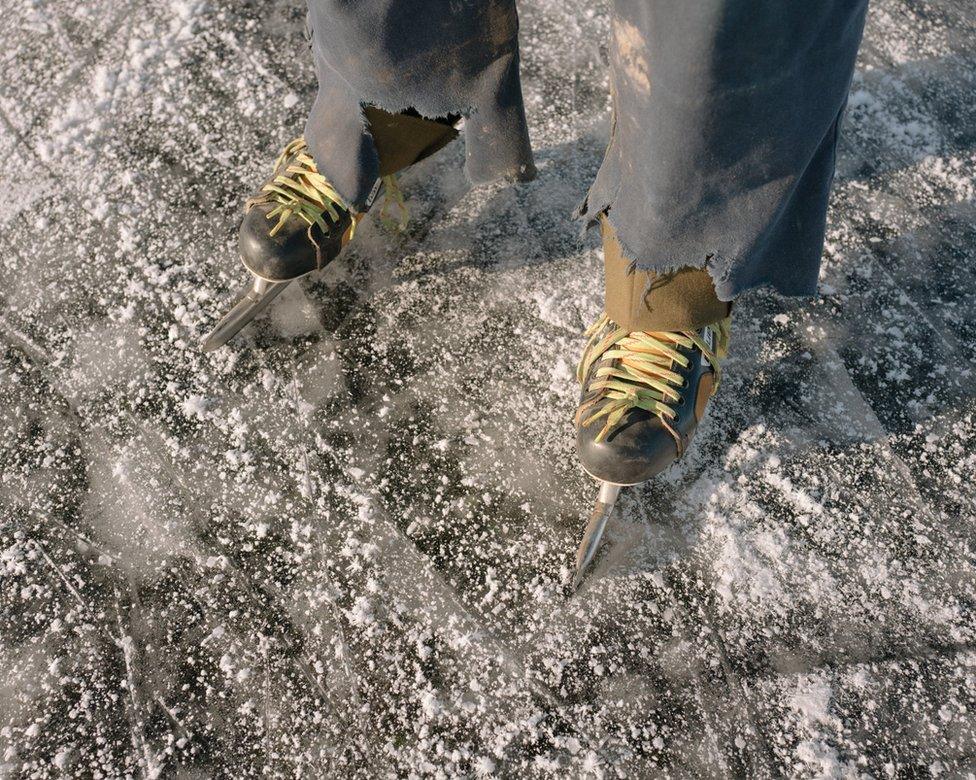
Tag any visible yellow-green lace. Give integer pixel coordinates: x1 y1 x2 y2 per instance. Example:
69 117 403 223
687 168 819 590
576 313 731 445
246 137 409 240
378 175 409 232
247 137 352 237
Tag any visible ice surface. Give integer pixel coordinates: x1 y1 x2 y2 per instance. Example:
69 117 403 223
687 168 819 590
1 0 975 776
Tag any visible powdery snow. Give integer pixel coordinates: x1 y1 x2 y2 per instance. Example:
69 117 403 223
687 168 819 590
1 0 975 776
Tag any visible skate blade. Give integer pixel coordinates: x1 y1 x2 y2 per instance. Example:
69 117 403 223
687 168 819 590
571 481 621 590
201 278 291 353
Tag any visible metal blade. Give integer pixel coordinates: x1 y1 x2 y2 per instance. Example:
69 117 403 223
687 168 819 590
571 481 621 590
201 277 291 353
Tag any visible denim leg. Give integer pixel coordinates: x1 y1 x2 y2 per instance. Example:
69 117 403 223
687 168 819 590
580 0 869 302
303 0 535 209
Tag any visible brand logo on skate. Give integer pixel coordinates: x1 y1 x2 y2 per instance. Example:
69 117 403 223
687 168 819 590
701 327 714 368
365 179 383 209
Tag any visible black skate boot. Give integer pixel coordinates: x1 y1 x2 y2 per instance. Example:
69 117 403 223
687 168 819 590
571 313 731 587
201 137 366 352
202 109 458 352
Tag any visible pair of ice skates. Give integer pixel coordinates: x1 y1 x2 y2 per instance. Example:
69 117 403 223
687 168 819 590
202 136 730 588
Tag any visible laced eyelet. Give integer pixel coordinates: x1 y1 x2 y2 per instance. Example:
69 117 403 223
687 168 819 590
577 313 728 442
251 137 354 238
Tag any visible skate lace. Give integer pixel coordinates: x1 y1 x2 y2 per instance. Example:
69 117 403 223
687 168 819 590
246 137 408 240
575 313 731 445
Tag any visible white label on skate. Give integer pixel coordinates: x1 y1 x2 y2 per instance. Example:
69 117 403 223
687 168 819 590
365 179 383 209
701 327 714 369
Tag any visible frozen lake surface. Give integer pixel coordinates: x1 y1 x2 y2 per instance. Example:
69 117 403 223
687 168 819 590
1 0 975 775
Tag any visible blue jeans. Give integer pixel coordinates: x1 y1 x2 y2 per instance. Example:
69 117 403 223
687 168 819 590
303 0 868 303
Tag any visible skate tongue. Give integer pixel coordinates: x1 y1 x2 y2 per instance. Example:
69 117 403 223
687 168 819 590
571 482 621 590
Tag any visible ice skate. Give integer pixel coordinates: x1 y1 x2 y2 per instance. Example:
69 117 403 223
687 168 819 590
202 106 460 352
201 137 380 352
571 313 731 588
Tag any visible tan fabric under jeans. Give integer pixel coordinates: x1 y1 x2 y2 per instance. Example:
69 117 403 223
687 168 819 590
600 215 730 332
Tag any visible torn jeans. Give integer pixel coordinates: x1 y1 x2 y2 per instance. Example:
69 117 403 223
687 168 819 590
303 0 869 303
